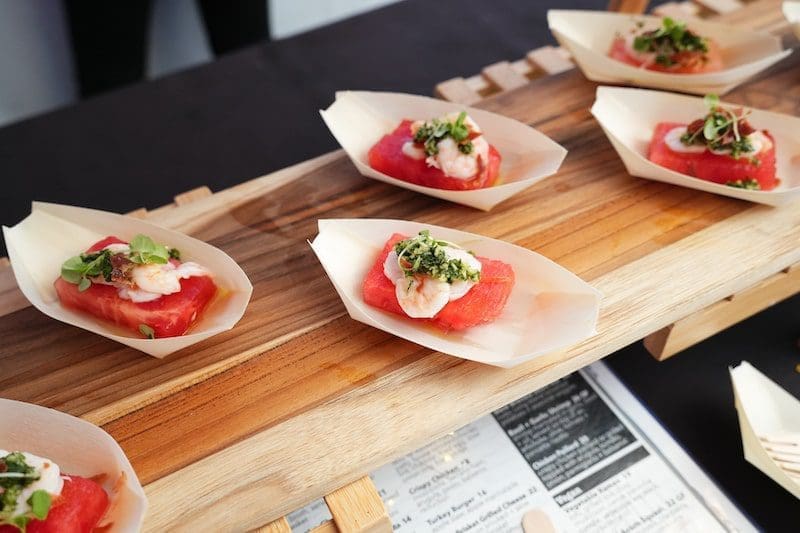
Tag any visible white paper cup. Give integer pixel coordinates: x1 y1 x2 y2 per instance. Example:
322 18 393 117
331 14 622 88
548 10 792 95
0 398 147 532
320 91 568 211
309 219 600 368
2 202 253 357
591 86 800 205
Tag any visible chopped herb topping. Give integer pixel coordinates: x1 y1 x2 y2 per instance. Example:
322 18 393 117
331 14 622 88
413 112 474 157
726 178 760 190
680 94 760 160
0 452 53 531
60 235 181 291
139 324 156 339
394 230 480 284
632 17 708 66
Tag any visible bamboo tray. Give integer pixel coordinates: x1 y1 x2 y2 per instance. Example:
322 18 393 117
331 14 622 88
1 6 799 532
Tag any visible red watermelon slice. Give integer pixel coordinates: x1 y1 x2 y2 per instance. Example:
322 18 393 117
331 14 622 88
648 122 778 190
362 234 515 331
368 120 502 190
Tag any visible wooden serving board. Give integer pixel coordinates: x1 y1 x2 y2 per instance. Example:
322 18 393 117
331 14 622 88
2 7 799 532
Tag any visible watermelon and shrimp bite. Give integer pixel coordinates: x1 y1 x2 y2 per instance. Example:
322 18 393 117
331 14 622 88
54 234 217 339
362 231 515 332
648 95 778 191
0 450 109 533
609 17 722 74
368 111 502 191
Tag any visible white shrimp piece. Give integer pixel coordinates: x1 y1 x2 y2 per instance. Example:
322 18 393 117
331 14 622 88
132 263 182 295
383 251 404 280
395 276 451 318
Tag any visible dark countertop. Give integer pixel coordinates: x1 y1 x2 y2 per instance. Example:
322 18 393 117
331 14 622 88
1 0 797 530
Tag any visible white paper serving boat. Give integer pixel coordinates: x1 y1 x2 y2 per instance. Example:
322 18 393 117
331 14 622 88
2 202 253 358
309 219 600 367
0 398 147 531
548 10 791 95
730 361 800 499
591 86 800 205
320 91 568 211
785 2 800 39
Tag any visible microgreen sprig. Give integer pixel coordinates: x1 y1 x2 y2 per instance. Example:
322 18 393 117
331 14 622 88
0 452 52 531
413 112 474 156
632 17 708 66
680 94 757 159
394 230 480 284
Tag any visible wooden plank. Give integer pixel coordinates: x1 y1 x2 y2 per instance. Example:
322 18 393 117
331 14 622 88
0 257 27 318
481 61 528 91
325 477 391 533
692 0 744 14
644 264 800 360
434 77 482 105
173 185 212 206
253 517 292 533
608 0 650 13
527 46 575 75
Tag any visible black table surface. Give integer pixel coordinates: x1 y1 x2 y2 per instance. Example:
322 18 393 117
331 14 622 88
1 0 797 530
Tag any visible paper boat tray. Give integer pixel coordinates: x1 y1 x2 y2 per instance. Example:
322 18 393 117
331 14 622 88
2 202 253 358
591 86 800 205
309 219 601 367
730 361 800 499
0 398 147 531
548 10 791 95
320 91 568 211
785 2 800 39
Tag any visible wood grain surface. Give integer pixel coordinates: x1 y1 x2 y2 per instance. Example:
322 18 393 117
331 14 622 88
0 2 798 531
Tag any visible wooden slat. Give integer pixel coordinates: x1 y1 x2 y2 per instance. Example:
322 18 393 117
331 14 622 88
527 46 575 75
644 264 800 360
434 77 482 105
126 207 148 219
693 0 744 14
173 185 212 206
652 1 702 19
253 517 292 533
0 258 8 268
310 521 339 533
481 61 529 91
608 0 650 13
325 477 391 533
0 257 27 318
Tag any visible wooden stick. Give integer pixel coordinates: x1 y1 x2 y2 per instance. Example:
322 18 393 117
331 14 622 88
644 264 800 360
608 0 650 13
309 521 339 533
325 477 391 533
253 517 292 533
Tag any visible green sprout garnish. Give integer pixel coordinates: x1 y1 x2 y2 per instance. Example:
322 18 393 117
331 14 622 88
632 17 708 67
413 112 474 156
139 324 156 339
680 94 759 161
726 178 760 190
394 230 480 284
0 452 53 531
60 235 181 291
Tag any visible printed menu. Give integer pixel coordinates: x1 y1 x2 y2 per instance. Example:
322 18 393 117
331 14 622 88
288 362 754 532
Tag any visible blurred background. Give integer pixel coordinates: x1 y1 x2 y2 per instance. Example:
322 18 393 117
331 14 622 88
0 0 405 127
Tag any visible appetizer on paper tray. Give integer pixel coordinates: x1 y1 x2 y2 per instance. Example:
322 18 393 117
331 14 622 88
2 202 253 357
548 10 791 95
368 112 502 191
362 230 514 330
648 94 778 191
591 86 800 205
609 17 722 74
310 219 600 367
0 399 147 533
0 451 108 533
320 91 567 210
56 235 217 338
